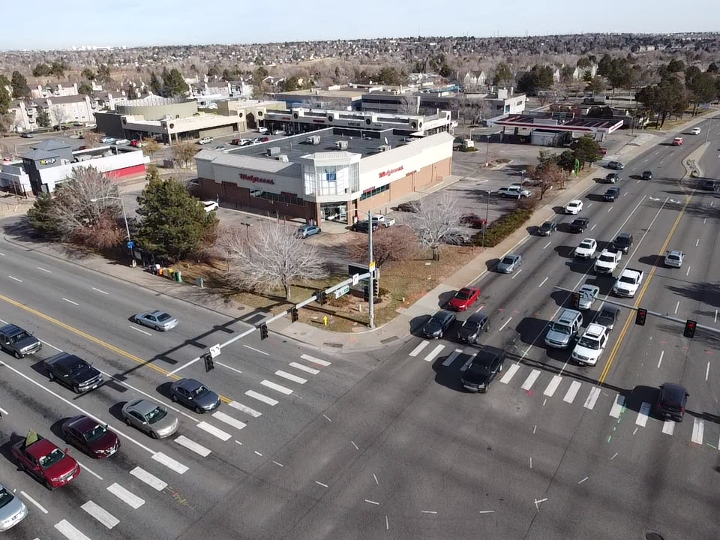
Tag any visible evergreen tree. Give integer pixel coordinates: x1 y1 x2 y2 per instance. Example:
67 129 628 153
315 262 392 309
11 71 30 98
162 68 189 97
27 193 62 239
0 75 12 114
149 72 162 95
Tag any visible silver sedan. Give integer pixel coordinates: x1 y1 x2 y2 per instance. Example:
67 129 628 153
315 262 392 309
121 399 179 439
0 482 28 531
496 254 522 274
133 310 178 331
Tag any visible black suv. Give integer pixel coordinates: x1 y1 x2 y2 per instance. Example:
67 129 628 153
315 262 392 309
461 349 506 393
352 220 379 233
43 352 104 394
422 311 456 339
605 173 620 184
457 313 490 344
655 383 689 422
612 232 634 254
0 323 42 358
569 218 590 233
603 187 620 201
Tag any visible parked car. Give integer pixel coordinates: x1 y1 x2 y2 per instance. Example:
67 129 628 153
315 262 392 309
0 481 28 530
537 221 557 236
352 220 379 233
655 383 688 422
170 378 221 414
422 311 456 339
61 416 120 459
0 323 42 358
448 287 481 311
569 218 590 233
564 200 583 214
100 136 115 144
12 431 80 489
607 161 624 170
497 186 530 198
664 250 684 268
496 254 522 273
599 147 607 155
20 132 34 138
43 352 103 394
594 305 620 331
130 139 142 147
461 349 506 393
457 313 489 344
198 136 214 144
121 399 179 439
213 145 226 150
396 202 418 212
202 200 219 212
133 310 178 331
297 224 321 238
640 170 653 180
114 138 130 146
371 215 396 227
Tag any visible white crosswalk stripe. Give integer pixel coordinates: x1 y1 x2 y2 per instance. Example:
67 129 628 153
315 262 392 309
583 387 601 410
543 375 562 397
245 390 278 406
520 369 541 391
175 435 211 456
636 402 651 427
229 400 262 417
55 520 92 540
609 395 625 418
563 381 582 404
300 354 331 366
81 501 119 529
275 370 307 384
152 452 189 474
289 362 319 375
130 467 167 491
212 410 246 431
107 483 144 509
691 418 704 445
424 344 445 362
409 341 429 357
500 363 520 384
442 349 464 367
197 422 231 441
662 421 675 435
261 380 293 395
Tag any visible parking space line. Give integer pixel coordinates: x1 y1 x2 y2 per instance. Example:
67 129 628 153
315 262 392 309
228 400 262 417
543 375 562 397
246 390 278 406
691 418 704 445
55 519 92 540
197 421 232 441
609 395 625 418
583 387 601 410
662 421 675 435
424 344 445 362
81 501 119 529
500 363 520 384
636 402 651 427
261 380 293 395
275 370 307 384
152 452 189 474
130 467 167 491
107 483 145 509
409 341 429 357
521 369 541 390
212 410 247 431
289 362 319 375
563 381 582 403
300 354 331 367
442 349 464 367
175 435 212 456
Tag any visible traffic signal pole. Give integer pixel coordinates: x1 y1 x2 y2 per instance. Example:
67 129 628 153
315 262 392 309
368 210 375 329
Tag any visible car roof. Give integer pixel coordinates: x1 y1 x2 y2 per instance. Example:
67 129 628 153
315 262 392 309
667 250 683 256
559 308 581 321
599 305 620 315
466 312 488 324
65 415 98 432
147 310 167 317
580 284 599 293
660 383 688 399
46 352 83 367
572 218 589 223
617 232 632 239
127 399 158 415
585 323 606 336
434 310 454 320
580 238 594 244
174 378 203 391
568 199 581 204
0 323 25 335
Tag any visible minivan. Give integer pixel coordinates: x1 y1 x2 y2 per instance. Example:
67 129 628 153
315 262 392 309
545 309 583 349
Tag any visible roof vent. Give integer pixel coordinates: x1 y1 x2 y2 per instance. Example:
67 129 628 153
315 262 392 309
335 140 349 150
266 147 281 156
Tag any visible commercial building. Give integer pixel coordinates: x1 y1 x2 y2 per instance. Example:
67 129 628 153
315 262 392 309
193 128 453 226
488 114 624 145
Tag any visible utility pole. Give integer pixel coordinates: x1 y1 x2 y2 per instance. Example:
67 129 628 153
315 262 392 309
368 210 375 329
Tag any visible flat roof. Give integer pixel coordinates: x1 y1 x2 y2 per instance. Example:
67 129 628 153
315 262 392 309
274 89 364 99
490 114 623 134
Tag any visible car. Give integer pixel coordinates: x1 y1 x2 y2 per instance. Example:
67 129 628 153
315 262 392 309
0 481 28 531
422 311 456 339
576 284 600 310
594 249 621 275
599 147 607 155
396 202 418 212
444 232 472 246
607 161 624 170
100 136 115 144
496 254 522 274
448 287 481 311
257 127 269 134
594 305 620 331
605 173 620 184
537 221 557 236
272 129 286 135
569 218 590 233
12 430 81 490
672 137 683 146
240 139 254 146
230 139 242 145
664 250 684 268
604 187 620 201
198 136 214 144
114 138 130 146
690 127 701 135
655 383 689 422
457 312 489 344
213 145 226 150
0 323 42 358
20 132 34 138
371 215 396 227
497 186 530 198
352 220 379 233
545 309 583 349
121 399 180 439
202 200 219 212
564 200 583 214
170 378 221 413
640 170 653 180
133 310 178 331
611 232 634 254
461 213 487 229
297 224 321 238
571 323 609 366
461 349 506 393
43 352 103 394
574 238 597 259
130 139 143 147
612 268 644 297
61 416 120 458
700 179 717 191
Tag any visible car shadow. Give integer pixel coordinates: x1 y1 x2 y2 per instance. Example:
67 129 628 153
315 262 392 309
526 225 540 236
30 358 48 378
638 254 664 268
0 433 25 468
592 177 606 184
515 317 549 347
485 258 500 271
430 350 474 392
438 290 456 309
552 206 566 215
49 418 71 441
586 193 606 202
554 245 575 259
623 385 660 416
556 223 575 233
550 289 573 308
156 381 174 401
108 401 127 423
409 314 432 336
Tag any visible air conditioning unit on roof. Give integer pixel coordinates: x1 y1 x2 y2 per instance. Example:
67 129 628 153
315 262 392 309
335 140 349 150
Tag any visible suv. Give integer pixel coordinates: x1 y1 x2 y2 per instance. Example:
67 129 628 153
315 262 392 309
0 324 42 358
461 349 506 393
43 352 103 394
497 186 530 198
605 173 620 184
604 187 620 201
607 161 624 170
457 312 489 344
569 218 589 233
352 220 379 233
612 232 634 254
655 383 689 422
422 311 456 339
545 309 583 349
571 324 609 366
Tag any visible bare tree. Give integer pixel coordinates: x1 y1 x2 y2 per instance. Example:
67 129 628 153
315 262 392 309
408 192 463 261
142 138 161 159
82 131 102 148
51 105 70 126
348 225 419 268
217 222 327 301
527 159 567 198
172 141 198 168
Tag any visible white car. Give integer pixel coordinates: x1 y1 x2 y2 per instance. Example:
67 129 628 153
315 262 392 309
594 249 621 274
202 201 219 213
571 324 609 366
664 250 684 268
371 215 396 227
100 136 116 144
574 238 597 259
498 186 531 198
564 200 583 214
691 127 701 135
198 136 214 145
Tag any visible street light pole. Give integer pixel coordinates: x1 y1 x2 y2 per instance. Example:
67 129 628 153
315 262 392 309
485 134 490 167
482 190 490 248
368 210 375 329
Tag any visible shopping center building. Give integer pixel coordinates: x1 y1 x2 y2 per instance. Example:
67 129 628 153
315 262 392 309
194 127 453 225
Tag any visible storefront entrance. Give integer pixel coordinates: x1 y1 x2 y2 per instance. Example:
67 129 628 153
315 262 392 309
320 202 348 223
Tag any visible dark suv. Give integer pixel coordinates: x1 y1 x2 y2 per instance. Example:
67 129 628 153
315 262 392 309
604 187 620 201
655 383 689 422
43 352 104 394
461 349 506 393
352 220 379 234
612 232 634 254
569 218 590 233
0 324 42 358
422 311 456 339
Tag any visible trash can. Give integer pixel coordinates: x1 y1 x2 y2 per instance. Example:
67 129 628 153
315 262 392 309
176 271 182 283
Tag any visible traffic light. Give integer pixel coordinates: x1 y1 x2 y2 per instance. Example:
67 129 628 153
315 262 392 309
372 279 379 298
570 292 581 309
291 307 299 322
317 290 327 305
203 352 214 372
260 323 269 340
635 308 647 326
684 319 697 338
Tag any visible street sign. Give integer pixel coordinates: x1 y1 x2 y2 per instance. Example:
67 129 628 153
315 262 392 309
369 261 376 271
352 273 360 286
334 285 350 299
209 344 221 358
127 240 135 249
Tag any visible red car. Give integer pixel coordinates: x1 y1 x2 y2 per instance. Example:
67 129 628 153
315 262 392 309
62 415 120 458
600 147 608 155
461 213 487 229
12 431 80 489
448 287 481 311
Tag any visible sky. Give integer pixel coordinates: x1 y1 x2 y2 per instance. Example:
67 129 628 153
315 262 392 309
3 0 718 50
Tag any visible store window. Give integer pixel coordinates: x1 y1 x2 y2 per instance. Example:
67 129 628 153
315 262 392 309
360 184 389 201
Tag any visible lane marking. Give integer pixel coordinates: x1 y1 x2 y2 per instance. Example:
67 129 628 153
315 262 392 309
543 375 562 397
442 349 464 367
55 519 92 540
609 395 625 418
315 481 328 488
244 344 269 355
706 361 711 382
658 351 664 368
130 467 167 491
539 277 548 288
228 401 262 417
8 276 22 282
409 341 429 357
261 380 293 395
62 298 79 306
275 370 307 384
424 344 445 362
696 238 699 247
152 452 189 474
662 421 675 435
92 287 109 294
590 224 597 231
77 461 103 480
511 269 523 280
81 501 119 529
246 390 278 406
521 369 541 391
107 483 145 509
543 241 551 249
130 326 152 336
20 491 48 513
636 402 651 427
175 435 212 456
674 301 680 314
197 422 232 441
498 317 513 332
691 418 704 445
563 381 581 403
500 363 520 384
216 361 242 375
212 410 247 431
289 362 319 375
300 354 331 366
37 266 52 273
686 266 691 277
583 387 601 410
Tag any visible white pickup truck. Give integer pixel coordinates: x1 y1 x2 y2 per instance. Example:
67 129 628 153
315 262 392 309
594 249 622 274
612 268 643 297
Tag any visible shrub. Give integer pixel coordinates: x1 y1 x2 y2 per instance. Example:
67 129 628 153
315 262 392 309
476 208 534 248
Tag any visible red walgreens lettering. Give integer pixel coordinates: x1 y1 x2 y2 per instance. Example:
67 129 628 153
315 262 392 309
239 173 275 185
378 165 404 179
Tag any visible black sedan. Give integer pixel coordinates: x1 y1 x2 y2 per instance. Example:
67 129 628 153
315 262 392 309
62 416 120 458
700 180 717 191
640 170 653 180
569 218 590 233
170 378 221 413
537 221 557 236
422 311 456 339
594 306 620 331
457 313 490 344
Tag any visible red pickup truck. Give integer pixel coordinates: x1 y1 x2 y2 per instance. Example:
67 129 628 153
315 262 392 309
12 431 80 489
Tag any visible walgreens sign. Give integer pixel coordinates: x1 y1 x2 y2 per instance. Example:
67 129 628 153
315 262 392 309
378 165 404 179
239 173 275 185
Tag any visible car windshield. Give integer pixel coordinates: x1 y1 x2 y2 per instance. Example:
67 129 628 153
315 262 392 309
69 360 89 373
598 254 614 263
84 424 108 442
456 290 472 300
668 254 680 261
10 331 31 343
39 448 66 469
598 310 614 321
156 313 172 322
467 362 491 377
146 407 168 424
0 487 12 509
619 276 634 284
578 337 600 349
501 257 514 265
615 238 629 245
463 320 481 330
580 242 592 249
541 223 552 229
550 323 571 335
191 385 208 397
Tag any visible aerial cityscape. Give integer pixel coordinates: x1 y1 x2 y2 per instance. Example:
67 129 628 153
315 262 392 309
0 20 719 540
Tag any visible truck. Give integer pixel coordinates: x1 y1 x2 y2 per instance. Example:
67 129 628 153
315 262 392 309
612 268 644 297
11 430 80 490
0 323 42 358
43 352 103 394
594 249 622 275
